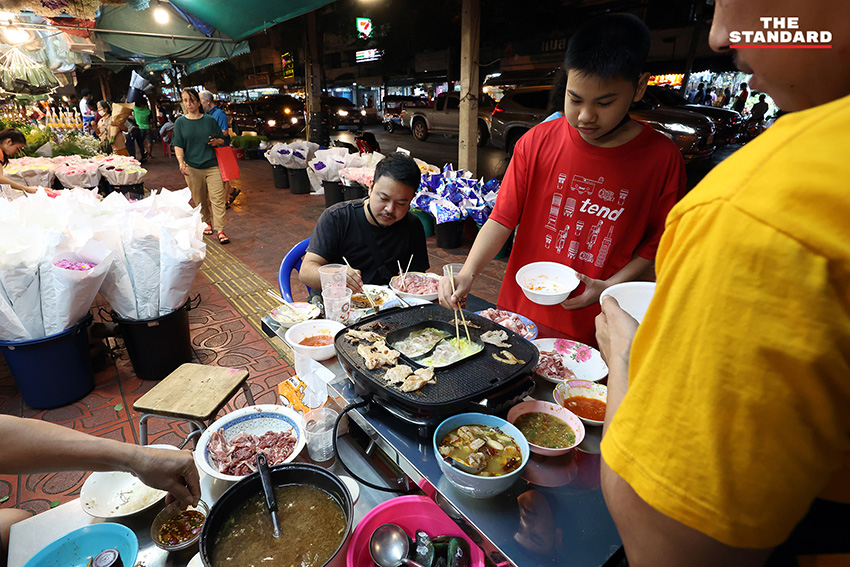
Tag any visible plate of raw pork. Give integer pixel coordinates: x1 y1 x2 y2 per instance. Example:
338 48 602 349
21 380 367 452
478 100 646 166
531 338 608 383
475 308 538 340
193 405 306 482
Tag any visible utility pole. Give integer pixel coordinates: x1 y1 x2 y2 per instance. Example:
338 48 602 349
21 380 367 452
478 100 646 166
305 10 328 146
458 0 480 174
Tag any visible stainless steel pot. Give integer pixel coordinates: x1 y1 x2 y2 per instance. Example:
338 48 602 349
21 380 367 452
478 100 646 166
199 462 353 567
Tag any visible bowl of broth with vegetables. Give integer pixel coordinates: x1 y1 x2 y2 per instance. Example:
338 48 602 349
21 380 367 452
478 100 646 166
200 463 352 567
433 413 530 498
507 400 585 457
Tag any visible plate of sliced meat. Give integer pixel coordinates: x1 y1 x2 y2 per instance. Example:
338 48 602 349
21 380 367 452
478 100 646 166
390 272 442 300
193 405 306 482
476 308 538 340
531 338 608 383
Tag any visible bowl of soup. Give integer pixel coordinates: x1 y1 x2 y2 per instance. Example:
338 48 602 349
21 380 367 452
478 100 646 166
200 463 353 567
433 413 530 499
284 319 346 361
507 400 586 457
554 380 608 427
152 499 209 551
515 262 580 305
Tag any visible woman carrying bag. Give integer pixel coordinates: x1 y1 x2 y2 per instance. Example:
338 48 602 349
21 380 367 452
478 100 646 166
172 88 230 244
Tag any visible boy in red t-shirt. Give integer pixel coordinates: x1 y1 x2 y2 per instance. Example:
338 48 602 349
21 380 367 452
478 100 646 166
439 13 686 346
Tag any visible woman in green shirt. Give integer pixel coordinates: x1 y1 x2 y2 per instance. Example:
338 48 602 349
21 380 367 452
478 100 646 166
172 88 230 244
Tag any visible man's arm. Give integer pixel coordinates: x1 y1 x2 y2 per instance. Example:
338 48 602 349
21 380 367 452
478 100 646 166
438 219 512 309
300 252 362 293
595 300 773 567
0 415 200 506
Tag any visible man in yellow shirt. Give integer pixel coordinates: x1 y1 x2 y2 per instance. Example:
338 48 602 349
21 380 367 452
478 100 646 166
596 1 850 566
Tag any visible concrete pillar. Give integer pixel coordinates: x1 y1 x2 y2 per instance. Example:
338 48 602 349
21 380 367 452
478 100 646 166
458 0 480 174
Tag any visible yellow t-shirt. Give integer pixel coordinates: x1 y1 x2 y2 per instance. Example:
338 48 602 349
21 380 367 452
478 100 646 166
601 93 850 549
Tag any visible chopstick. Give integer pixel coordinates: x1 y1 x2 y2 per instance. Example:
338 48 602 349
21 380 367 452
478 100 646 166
448 271 471 343
397 260 405 291
265 289 304 320
342 256 377 311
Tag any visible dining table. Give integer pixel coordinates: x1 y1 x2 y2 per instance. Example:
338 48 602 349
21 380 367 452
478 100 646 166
9 293 623 567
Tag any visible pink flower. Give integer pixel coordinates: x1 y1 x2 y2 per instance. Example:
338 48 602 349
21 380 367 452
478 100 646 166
554 338 576 354
574 345 592 362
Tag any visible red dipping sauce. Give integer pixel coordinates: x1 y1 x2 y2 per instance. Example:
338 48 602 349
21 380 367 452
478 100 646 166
563 396 606 421
299 334 334 347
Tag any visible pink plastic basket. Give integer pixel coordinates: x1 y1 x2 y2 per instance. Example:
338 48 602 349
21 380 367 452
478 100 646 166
346 495 485 567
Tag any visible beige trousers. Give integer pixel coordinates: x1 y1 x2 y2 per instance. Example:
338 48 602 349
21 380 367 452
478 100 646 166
184 165 226 232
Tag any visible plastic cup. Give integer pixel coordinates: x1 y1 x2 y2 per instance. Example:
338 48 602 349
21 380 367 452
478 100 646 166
442 263 467 309
304 407 339 462
322 288 352 324
318 263 347 296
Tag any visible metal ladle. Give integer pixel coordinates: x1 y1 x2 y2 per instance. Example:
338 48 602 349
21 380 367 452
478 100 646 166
369 523 424 567
443 455 486 475
256 452 281 538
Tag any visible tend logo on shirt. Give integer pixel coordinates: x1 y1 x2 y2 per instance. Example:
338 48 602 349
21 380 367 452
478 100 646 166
579 198 623 221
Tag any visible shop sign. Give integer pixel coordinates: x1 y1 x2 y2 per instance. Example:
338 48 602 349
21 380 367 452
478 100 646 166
356 49 383 63
356 17 373 39
245 73 269 88
281 52 294 79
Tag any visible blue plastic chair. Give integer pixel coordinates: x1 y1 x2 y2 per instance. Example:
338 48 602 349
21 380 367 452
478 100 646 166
279 237 312 303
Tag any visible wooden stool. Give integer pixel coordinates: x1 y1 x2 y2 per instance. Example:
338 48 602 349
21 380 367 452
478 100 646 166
133 363 255 447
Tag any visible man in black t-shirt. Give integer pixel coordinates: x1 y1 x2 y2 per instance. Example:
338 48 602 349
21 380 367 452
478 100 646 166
300 152 429 293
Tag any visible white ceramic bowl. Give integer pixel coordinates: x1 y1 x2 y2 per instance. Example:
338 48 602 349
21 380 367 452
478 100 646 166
270 302 320 329
599 282 656 323
284 319 346 361
80 444 177 518
193 405 305 483
389 272 442 301
507 400 585 457
554 380 608 427
433 413 530 499
515 262 580 305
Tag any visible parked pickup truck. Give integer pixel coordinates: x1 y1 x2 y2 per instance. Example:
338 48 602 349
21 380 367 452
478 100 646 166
401 92 494 147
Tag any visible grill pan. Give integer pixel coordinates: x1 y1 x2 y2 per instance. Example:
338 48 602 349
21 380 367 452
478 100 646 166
334 303 538 422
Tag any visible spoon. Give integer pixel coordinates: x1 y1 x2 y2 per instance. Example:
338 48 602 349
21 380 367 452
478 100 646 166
443 455 486 475
256 452 281 538
369 523 424 567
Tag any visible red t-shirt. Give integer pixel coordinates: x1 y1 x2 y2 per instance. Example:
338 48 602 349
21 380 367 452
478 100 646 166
489 117 685 345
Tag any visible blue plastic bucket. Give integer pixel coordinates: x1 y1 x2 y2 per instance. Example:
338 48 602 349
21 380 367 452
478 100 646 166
0 314 94 409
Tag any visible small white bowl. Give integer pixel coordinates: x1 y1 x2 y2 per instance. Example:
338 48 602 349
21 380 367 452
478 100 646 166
193 405 306 483
515 262 580 305
80 444 177 518
151 499 209 551
389 272 442 301
599 282 656 323
507 400 585 457
554 380 608 427
284 319 346 361
270 302 320 329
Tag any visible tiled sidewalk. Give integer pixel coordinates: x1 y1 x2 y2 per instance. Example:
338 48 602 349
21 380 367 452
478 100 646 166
0 151 505 517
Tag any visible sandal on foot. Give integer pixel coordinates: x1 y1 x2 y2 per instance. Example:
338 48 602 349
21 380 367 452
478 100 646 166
227 187 241 205
203 225 214 235
217 231 230 245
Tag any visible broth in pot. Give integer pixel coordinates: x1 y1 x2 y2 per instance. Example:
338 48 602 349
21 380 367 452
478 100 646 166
210 484 346 566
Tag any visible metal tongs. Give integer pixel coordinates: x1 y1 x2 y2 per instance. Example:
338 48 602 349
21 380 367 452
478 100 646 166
256 452 281 538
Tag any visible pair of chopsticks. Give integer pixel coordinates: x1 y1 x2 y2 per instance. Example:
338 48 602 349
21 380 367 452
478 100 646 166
266 289 305 321
342 257 378 311
447 270 471 344
395 255 413 292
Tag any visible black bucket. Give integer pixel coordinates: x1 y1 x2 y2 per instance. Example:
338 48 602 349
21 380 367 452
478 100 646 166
272 165 289 189
342 183 367 201
288 168 311 194
110 296 199 381
435 220 464 249
111 183 145 200
323 180 345 208
0 314 94 409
